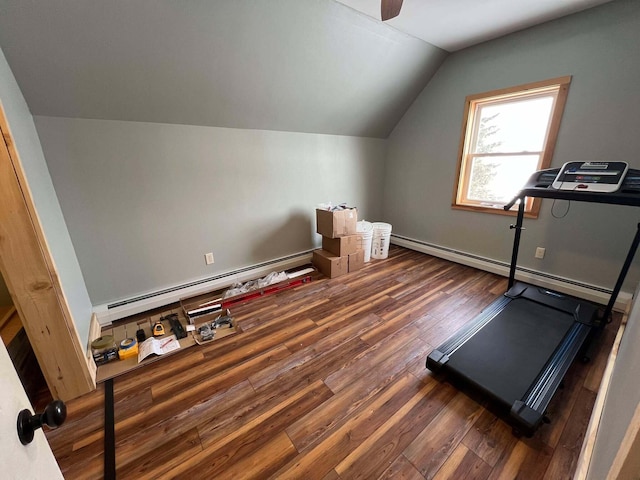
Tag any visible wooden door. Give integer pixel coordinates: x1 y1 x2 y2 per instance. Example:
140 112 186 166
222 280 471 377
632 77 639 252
0 101 94 400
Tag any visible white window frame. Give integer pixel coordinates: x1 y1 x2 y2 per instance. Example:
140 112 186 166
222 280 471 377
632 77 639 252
453 76 572 218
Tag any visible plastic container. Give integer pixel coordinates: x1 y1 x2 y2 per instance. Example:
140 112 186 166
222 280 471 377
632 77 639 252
91 335 118 365
356 220 373 262
371 222 392 260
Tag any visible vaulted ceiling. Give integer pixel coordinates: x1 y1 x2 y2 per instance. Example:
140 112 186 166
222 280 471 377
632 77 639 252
0 0 613 138
336 0 615 51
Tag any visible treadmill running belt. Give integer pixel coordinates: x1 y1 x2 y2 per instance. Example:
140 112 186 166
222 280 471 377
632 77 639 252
446 298 575 405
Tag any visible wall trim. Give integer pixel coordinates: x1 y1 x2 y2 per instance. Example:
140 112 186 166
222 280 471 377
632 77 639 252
94 250 313 325
391 234 632 310
95 235 632 326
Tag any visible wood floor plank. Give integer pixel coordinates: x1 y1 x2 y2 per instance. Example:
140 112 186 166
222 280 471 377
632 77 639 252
272 372 424 480
199 315 315 363
405 353 438 384
163 431 298 480
315 293 399 328
462 410 518 468
322 469 343 480
114 385 154 422
324 323 424 393
432 443 492 480
150 343 291 402
283 312 382 354
250 337 370 400
404 391 484 480
43 246 618 480
234 293 330 330
286 345 431 451
416 295 493 347
334 379 455 479
116 427 202 480
113 380 256 471
170 380 333 479
360 291 447 346
198 380 332 449
542 387 597 480
487 438 553 480
383 276 454 313
377 454 425 480
392 261 458 295
46 387 106 456
248 311 378 390
113 350 206 396
165 374 321 458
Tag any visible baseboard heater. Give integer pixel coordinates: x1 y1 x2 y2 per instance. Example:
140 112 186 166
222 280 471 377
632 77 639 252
94 250 314 325
391 233 629 308
107 250 314 309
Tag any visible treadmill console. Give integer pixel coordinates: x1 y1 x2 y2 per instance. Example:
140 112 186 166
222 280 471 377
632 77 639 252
552 161 629 193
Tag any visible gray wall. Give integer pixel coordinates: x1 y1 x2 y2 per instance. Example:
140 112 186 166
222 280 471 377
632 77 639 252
383 0 640 292
35 117 387 305
0 48 93 344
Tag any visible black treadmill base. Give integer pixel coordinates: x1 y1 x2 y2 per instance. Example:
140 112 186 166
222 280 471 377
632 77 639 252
426 282 598 435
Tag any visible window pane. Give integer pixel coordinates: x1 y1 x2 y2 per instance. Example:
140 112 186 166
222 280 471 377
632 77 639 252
467 155 540 204
474 96 554 154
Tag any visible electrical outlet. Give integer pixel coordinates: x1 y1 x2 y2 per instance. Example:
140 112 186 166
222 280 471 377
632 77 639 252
535 247 546 259
204 252 215 265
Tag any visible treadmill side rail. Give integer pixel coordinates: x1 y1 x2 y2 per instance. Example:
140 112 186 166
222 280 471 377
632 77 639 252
510 322 591 435
523 322 592 411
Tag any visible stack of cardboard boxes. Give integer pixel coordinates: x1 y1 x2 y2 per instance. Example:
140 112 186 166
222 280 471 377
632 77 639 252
312 207 365 278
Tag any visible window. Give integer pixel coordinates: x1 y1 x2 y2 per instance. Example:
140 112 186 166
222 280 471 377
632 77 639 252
453 76 571 217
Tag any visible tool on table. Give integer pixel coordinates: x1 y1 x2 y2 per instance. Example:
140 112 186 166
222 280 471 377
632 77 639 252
213 312 234 329
118 337 139 360
136 328 146 343
162 313 187 339
91 335 118 365
152 320 165 337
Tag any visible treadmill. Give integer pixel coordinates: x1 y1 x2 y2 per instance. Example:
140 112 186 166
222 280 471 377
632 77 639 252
427 162 640 435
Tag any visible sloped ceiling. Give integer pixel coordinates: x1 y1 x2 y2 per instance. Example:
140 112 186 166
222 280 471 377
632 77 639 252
336 0 615 51
0 0 447 138
1 0 613 138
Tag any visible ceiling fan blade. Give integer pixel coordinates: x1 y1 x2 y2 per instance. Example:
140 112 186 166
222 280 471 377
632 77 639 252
381 0 403 21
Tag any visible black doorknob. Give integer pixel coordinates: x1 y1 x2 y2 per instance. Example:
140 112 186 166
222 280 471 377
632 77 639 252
17 400 67 445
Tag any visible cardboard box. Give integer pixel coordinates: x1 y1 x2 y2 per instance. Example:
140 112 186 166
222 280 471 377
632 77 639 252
316 208 357 238
348 249 365 272
312 249 348 279
322 234 359 256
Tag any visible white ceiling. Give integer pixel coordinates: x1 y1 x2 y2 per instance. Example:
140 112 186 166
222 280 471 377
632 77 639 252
336 0 615 51
0 0 446 138
0 0 617 138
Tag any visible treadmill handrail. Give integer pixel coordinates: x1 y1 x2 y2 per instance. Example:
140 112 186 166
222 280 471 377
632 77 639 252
504 167 640 323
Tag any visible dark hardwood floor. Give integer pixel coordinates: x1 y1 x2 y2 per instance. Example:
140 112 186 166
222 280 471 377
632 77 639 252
45 246 618 479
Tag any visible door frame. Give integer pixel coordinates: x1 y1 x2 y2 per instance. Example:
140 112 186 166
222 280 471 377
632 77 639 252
0 102 95 401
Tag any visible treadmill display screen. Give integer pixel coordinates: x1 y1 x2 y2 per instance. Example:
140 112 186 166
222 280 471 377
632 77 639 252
552 161 629 192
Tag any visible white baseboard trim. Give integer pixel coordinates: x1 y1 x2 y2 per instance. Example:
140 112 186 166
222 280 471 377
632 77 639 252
93 251 313 326
94 238 632 326
391 234 632 311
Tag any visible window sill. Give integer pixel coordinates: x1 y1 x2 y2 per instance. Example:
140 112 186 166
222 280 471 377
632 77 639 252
451 204 539 219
